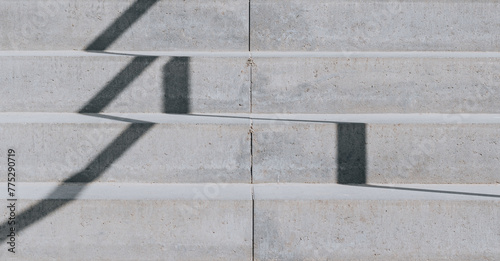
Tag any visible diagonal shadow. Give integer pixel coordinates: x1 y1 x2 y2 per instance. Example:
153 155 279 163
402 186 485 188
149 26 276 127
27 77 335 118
0 55 191 241
1 0 191 243
0 122 155 242
352 184 500 199
85 0 161 51
78 56 158 113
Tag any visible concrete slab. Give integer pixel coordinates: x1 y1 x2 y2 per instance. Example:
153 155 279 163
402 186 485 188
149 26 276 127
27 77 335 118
252 57 500 113
251 0 500 51
0 55 250 113
1 0 249 51
253 119 500 184
0 113 251 183
0 183 252 260
254 184 500 260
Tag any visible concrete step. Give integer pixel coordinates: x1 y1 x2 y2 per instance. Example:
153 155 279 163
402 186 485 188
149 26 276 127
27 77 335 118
251 0 500 51
251 113 500 184
0 52 250 113
254 183 500 260
0 0 248 51
1 183 498 260
2 113 500 184
0 113 251 183
251 53 500 113
4 52 500 114
0 183 252 260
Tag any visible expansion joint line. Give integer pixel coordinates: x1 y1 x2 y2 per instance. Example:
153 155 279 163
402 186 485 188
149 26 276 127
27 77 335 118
248 0 251 52
251 184 255 261
248 4 254 253
249 70 254 260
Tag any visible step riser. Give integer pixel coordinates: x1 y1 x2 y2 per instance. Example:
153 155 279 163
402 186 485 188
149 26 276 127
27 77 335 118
5 55 499 114
1 0 248 51
255 199 500 260
251 0 500 51
0 56 250 113
1 199 252 260
2 0 500 259
3 118 499 184
253 184 500 260
5 1 500 52
2 183 497 260
254 121 500 184
253 57 500 113
0 183 252 260
1 121 250 183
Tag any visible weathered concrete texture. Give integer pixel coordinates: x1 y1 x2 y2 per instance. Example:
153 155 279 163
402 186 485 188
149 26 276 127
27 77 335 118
0 185 252 260
0 56 250 113
252 121 337 184
252 57 500 113
253 120 500 184
368 123 500 184
0 114 250 183
251 0 500 51
254 184 500 260
0 0 248 51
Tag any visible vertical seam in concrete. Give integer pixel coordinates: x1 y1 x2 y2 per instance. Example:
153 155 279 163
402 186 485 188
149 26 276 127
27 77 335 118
248 0 251 51
250 109 254 261
248 2 254 257
250 55 253 114
250 120 254 260
250 119 253 183
251 185 255 261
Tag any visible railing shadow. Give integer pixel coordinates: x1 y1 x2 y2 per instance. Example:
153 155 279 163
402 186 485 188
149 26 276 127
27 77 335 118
1 0 190 243
85 0 161 51
78 56 158 113
163 57 190 114
191 114 368 184
0 53 191 241
0 121 155 242
337 123 366 184
352 184 500 199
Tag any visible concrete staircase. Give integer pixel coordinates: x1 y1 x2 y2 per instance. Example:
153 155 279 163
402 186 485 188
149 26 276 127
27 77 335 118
1 0 500 260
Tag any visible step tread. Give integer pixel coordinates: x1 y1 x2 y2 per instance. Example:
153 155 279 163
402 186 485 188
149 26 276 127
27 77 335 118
3 51 500 58
0 182 252 200
2 183 499 201
2 113 500 124
254 183 500 201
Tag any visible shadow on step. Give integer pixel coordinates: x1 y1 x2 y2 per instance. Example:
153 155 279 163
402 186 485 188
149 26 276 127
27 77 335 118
85 0 161 51
0 122 155 242
78 56 159 113
0 53 192 241
0 53 191 241
1 0 192 242
77 56 190 114
351 184 500 198
337 123 366 184
163 57 190 114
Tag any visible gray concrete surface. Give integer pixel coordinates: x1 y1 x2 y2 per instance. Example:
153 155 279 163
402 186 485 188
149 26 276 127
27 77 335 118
3 0 500 258
252 57 500 113
0 113 250 183
254 184 500 260
253 121 337 183
0 183 252 260
253 119 500 184
0 55 250 113
251 0 500 51
0 0 248 51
